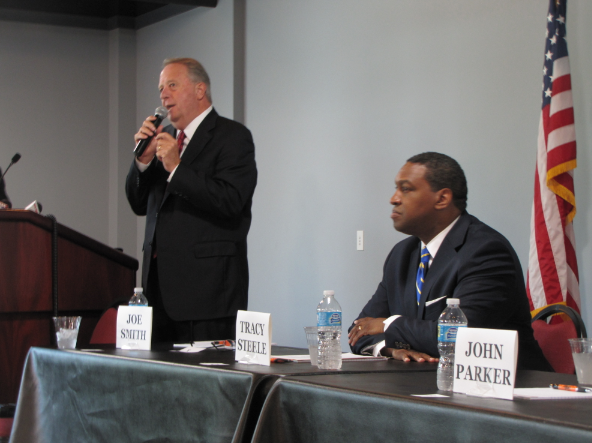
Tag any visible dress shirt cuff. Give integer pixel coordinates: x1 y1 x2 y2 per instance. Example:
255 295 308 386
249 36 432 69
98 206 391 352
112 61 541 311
359 342 386 357
376 315 407 355
359 316 401 357
135 157 152 172
373 341 386 357
167 164 180 182
383 315 400 331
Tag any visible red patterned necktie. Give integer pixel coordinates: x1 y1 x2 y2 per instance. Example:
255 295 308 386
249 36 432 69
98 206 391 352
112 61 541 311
177 130 186 154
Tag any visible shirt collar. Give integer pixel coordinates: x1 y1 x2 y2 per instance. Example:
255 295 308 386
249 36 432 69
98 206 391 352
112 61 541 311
177 105 213 145
422 215 461 264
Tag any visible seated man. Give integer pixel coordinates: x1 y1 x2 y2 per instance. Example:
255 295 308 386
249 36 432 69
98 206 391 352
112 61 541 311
348 152 551 371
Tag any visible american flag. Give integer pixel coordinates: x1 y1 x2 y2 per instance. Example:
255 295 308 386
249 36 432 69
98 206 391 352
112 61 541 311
527 0 579 313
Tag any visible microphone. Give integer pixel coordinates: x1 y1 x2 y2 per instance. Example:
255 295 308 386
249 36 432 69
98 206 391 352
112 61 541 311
0 153 21 181
133 106 169 158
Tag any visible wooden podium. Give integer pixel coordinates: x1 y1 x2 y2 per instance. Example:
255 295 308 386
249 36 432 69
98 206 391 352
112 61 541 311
0 210 138 403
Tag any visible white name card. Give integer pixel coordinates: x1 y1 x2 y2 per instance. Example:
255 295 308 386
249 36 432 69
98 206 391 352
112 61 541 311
235 310 271 366
453 327 518 400
116 306 153 350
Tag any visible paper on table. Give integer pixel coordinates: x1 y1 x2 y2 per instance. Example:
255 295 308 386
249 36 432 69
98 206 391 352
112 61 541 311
173 341 215 348
513 388 592 400
174 340 236 353
177 346 208 353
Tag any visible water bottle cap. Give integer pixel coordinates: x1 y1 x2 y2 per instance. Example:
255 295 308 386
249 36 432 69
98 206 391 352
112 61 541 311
323 290 335 296
134 287 143 293
446 298 460 305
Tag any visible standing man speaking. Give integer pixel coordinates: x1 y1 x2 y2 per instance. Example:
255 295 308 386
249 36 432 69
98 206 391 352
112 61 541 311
126 58 257 343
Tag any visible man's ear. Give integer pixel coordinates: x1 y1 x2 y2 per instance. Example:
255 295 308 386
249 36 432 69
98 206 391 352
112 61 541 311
194 82 206 100
434 188 453 210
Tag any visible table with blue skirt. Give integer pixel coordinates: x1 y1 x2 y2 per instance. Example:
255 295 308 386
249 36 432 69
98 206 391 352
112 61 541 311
250 370 590 443
8 345 437 443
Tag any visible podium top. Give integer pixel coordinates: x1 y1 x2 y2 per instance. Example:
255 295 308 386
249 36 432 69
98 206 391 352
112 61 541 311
0 210 138 270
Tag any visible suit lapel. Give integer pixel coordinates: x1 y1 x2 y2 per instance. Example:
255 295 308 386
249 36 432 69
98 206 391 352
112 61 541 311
180 108 218 165
417 213 471 317
405 244 421 318
159 109 218 208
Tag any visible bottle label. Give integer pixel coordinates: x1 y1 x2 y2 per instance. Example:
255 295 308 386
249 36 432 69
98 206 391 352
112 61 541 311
438 324 467 342
317 311 342 327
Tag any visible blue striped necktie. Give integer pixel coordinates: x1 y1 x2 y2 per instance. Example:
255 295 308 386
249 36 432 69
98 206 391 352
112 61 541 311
416 247 431 305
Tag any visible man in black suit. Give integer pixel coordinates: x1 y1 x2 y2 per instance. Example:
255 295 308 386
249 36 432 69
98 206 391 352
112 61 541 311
126 58 257 343
0 168 11 209
348 152 550 371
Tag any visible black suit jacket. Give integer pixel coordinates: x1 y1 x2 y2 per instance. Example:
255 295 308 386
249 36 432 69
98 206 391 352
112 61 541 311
350 212 551 371
126 109 257 321
0 168 11 208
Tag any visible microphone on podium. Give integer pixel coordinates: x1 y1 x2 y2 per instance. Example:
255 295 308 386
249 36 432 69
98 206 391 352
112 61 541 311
1 153 21 181
0 153 20 209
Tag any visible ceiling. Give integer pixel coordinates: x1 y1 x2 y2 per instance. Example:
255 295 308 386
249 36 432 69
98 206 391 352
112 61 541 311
0 0 218 30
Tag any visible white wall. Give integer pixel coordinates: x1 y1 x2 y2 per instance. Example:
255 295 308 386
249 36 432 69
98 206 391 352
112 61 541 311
2 0 592 351
0 21 110 242
135 2 235 122
569 0 592 341
243 0 592 349
108 29 138 258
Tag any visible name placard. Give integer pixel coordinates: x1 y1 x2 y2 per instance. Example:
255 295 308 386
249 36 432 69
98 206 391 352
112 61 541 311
116 306 153 350
235 310 271 366
453 327 518 400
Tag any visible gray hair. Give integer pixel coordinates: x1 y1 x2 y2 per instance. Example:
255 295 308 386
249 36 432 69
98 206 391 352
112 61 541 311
163 57 212 103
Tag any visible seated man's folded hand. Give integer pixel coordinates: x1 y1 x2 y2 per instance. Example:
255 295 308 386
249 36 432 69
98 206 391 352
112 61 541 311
348 317 386 346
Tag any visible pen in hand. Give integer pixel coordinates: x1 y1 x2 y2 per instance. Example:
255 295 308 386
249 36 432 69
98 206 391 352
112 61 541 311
550 383 592 393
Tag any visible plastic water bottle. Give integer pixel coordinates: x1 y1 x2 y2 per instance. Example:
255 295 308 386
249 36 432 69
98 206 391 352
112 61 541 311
129 287 148 306
316 290 342 370
437 298 467 391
